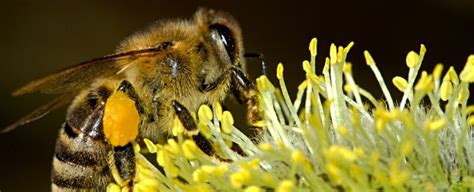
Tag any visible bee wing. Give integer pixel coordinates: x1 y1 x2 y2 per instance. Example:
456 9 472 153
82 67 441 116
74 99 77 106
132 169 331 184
1 93 76 133
13 47 165 96
4 47 169 132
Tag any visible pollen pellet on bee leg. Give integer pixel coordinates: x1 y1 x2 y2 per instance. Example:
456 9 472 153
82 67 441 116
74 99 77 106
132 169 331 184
103 91 140 147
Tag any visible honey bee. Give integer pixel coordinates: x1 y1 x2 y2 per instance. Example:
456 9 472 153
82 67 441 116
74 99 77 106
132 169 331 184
4 8 261 191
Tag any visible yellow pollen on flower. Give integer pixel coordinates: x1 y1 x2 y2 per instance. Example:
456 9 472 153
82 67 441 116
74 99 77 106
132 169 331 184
133 142 141 153
182 139 200 160
134 179 159 192
447 67 459 85
323 57 330 72
214 102 223 121
143 138 157 153
406 51 420 68
309 38 317 57
221 111 234 134
392 76 408 92
363 50 375 66
103 91 140 147
291 149 306 165
120 186 130 192
343 62 352 73
262 173 276 185
302 60 311 72
256 75 275 92
414 71 434 92
466 105 474 115
198 105 213 123
440 80 453 101
344 41 355 54
351 107 360 126
198 122 212 139
400 141 413 156
200 165 216 174
467 115 474 126
306 73 319 86
389 161 409 186
433 63 444 80
214 164 229 177
244 186 261 192
298 80 308 91
230 168 251 188
167 166 180 178
248 158 261 169
172 117 185 136
157 150 170 167
460 55 474 82
343 84 352 93
420 44 427 56
457 86 470 103
201 164 228 177
106 183 121 192
324 145 357 162
276 180 295 192
337 46 344 63
259 143 273 151
251 120 266 127
426 118 446 132
277 63 284 80
166 139 180 155
330 44 337 64
193 169 208 183
326 162 342 184
375 119 386 133
336 126 349 137
275 139 287 150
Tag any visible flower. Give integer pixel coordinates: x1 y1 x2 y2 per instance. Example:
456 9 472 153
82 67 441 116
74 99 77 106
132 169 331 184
108 38 474 191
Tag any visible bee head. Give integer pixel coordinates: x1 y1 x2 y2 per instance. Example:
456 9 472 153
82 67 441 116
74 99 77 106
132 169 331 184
195 8 246 70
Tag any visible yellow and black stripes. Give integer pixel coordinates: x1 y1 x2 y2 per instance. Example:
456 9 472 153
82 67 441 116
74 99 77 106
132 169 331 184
51 85 114 191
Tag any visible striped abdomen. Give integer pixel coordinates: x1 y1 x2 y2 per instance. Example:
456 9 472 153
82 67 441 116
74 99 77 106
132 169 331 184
51 87 113 191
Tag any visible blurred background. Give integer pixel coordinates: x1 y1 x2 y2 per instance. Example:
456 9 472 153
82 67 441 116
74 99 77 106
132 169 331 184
0 0 473 191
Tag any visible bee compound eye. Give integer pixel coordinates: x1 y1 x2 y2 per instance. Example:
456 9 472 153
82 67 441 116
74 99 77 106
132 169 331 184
209 24 236 62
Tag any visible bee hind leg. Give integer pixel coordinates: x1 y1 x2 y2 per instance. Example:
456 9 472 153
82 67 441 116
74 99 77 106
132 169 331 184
109 143 136 189
106 80 144 190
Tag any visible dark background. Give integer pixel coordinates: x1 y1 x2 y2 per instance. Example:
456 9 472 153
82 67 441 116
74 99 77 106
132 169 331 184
0 1 473 191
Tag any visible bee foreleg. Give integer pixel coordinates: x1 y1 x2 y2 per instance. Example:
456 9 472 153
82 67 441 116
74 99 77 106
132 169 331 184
229 67 262 130
199 73 228 92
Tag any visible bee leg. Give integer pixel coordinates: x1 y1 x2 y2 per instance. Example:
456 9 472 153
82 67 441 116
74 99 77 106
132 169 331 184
109 143 136 189
244 52 267 76
229 67 262 135
172 100 197 132
172 100 212 155
106 80 142 189
116 80 145 114
172 100 232 162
